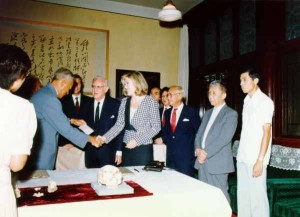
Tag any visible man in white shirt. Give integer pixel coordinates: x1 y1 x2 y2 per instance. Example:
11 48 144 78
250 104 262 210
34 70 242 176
237 66 274 217
194 80 238 202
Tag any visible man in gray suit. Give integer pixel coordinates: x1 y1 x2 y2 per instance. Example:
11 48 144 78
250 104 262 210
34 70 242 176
194 80 237 202
29 67 101 170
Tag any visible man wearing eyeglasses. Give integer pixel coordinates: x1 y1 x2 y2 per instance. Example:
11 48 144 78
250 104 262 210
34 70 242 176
83 76 123 168
161 86 201 177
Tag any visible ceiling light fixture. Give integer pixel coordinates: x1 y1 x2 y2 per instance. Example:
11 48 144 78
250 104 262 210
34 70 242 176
158 0 182 22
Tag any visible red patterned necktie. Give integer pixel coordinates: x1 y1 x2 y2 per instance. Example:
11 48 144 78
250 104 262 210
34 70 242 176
170 108 177 133
162 108 166 127
75 97 80 114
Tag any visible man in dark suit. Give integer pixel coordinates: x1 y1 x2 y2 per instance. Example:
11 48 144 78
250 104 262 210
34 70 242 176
162 85 201 177
194 80 238 202
153 87 170 162
56 74 92 170
84 76 123 168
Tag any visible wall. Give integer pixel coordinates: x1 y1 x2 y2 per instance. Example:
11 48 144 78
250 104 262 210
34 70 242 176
0 0 180 96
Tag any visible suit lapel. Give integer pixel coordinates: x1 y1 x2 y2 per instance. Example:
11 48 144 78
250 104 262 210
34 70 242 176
90 99 97 127
174 105 186 133
78 95 85 114
67 96 76 114
207 105 228 136
99 97 111 123
198 109 213 143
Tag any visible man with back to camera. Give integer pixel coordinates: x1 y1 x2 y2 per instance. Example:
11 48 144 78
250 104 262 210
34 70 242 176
29 67 101 170
56 74 92 170
194 80 237 202
237 66 274 217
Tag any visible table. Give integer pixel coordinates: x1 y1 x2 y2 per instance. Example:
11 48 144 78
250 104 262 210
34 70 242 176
17 167 232 217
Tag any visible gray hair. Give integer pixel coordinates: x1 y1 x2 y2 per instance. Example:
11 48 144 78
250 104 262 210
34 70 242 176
209 80 227 93
92 75 108 86
52 67 74 81
170 85 185 97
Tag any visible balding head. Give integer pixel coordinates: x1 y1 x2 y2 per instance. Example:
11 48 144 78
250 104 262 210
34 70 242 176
168 86 184 108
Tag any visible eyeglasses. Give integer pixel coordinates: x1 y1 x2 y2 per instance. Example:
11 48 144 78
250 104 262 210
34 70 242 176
92 85 106 89
167 92 181 97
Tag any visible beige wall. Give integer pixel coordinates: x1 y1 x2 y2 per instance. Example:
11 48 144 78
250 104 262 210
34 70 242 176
0 0 180 97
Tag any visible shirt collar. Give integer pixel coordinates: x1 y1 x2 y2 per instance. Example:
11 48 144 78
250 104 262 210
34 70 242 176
245 88 262 103
94 96 105 106
72 94 81 101
173 102 184 113
213 102 226 112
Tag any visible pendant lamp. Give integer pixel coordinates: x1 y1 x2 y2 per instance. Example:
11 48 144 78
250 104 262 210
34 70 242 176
158 0 182 22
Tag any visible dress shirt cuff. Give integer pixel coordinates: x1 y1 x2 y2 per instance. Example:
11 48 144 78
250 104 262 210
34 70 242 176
116 151 122 156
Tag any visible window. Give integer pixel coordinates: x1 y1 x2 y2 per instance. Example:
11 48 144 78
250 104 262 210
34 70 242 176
286 0 300 40
239 0 256 55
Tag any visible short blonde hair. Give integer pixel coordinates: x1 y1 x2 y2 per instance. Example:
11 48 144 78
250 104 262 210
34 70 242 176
121 71 148 96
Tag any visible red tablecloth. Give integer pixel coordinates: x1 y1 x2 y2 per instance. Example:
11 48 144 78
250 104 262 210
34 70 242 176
17 180 153 207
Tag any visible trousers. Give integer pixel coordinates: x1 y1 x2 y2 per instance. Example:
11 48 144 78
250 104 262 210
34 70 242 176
237 162 269 217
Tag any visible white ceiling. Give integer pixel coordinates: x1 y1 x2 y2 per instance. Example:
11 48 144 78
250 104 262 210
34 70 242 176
36 0 204 20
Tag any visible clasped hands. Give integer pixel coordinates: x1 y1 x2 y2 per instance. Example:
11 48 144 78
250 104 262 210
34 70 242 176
87 135 103 148
71 119 105 148
93 136 137 149
195 148 207 164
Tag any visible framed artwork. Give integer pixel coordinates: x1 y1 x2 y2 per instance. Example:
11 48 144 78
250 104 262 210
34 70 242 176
116 69 160 98
0 17 109 93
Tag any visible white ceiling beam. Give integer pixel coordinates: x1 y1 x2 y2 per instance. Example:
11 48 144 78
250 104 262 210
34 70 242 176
36 0 160 20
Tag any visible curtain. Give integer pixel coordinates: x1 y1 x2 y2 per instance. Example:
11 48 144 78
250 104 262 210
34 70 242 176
178 24 189 103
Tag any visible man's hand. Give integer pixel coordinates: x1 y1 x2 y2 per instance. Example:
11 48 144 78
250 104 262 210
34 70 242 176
88 135 102 148
97 136 106 145
70 118 86 127
126 139 138 149
154 137 163 144
195 148 207 164
252 160 263 178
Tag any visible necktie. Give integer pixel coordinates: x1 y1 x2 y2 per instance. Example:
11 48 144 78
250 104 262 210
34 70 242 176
162 108 166 127
75 97 80 114
95 102 100 123
170 108 177 133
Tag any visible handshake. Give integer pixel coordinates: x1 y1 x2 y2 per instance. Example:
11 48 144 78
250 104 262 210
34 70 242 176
71 118 106 148
88 135 106 148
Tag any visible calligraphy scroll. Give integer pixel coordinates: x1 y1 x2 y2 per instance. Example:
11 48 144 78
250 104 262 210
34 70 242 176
0 17 108 92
